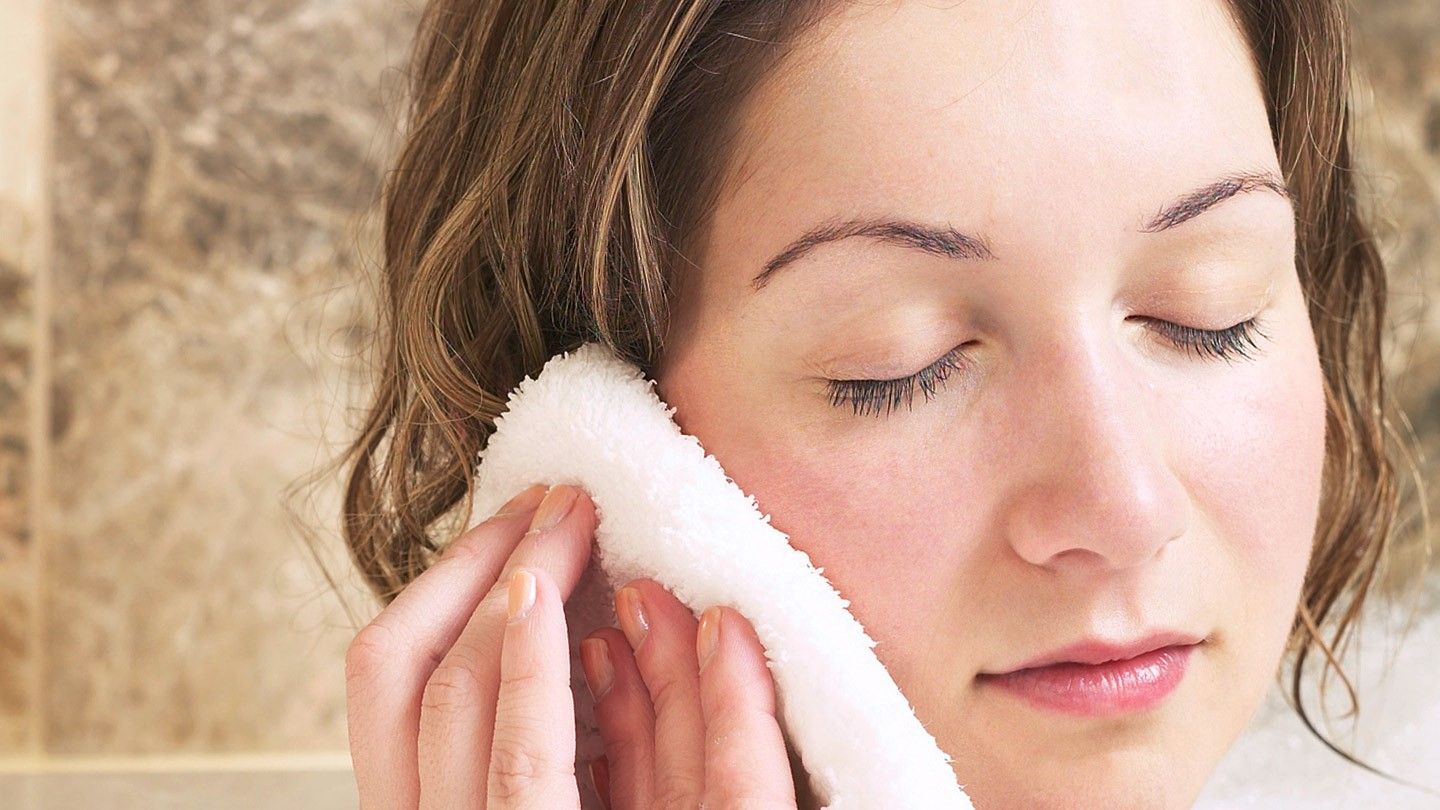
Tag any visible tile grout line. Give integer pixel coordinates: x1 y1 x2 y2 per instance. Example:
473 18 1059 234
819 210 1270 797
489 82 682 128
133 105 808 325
27 0 54 762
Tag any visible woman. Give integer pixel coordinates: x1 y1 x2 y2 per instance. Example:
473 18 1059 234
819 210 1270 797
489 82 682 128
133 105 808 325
336 0 1422 807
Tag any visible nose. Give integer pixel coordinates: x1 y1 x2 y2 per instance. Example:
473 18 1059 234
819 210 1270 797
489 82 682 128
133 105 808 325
1000 324 1190 576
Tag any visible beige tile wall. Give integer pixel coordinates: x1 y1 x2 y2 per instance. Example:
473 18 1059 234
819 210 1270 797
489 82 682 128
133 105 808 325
1 0 50 757
2 0 416 757
38 0 418 754
0 0 1435 763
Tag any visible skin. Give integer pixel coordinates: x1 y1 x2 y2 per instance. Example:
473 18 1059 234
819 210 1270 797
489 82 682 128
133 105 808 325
345 1 1328 808
346 479 803 809
649 0 1328 807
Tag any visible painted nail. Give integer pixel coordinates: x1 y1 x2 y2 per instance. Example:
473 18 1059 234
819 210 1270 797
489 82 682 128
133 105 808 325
493 483 549 520
697 606 721 671
528 484 580 535
580 637 615 701
507 569 536 622
616 586 650 650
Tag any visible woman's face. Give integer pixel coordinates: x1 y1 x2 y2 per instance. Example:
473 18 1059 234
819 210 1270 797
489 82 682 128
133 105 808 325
652 1 1326 807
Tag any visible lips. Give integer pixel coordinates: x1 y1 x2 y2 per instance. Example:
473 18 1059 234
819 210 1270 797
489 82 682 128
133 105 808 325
983 630 1206 675
975 631 1207 717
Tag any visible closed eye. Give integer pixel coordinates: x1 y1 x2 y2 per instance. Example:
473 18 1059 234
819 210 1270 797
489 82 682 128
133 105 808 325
823 343 971 418
823 316 1271 418
1136 315 1270 363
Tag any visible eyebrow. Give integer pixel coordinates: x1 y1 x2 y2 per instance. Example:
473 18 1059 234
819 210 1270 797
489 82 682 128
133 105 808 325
748 169 1294 293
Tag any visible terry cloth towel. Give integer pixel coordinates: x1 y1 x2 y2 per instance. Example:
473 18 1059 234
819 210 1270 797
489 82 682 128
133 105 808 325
465 341 972 809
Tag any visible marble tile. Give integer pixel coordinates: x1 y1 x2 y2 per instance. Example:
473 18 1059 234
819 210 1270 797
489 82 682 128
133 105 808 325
0 0 50 756
43 0 414 753
0 257 34 754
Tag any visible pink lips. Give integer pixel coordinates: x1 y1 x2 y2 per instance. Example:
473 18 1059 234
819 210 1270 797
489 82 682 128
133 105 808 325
976 641 1200 716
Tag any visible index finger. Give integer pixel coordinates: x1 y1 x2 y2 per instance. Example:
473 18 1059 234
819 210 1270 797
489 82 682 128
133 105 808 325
346 483 547 810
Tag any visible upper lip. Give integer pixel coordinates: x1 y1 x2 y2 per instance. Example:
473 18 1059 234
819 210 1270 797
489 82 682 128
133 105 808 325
982 630 1205 675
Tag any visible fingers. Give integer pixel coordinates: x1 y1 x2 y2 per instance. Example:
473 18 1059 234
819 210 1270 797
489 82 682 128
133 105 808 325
417 483 598 808
615 580 707 807
696 606 796 807
582 581 797 809
488 567 582 807
582 627 655 809
346 482 548 810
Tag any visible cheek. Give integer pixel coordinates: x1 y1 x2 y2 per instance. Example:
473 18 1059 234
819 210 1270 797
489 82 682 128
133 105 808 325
662 362 940 639
1183 347 1326 597
717 428 919 574
707 422 964 656
658 336 938 587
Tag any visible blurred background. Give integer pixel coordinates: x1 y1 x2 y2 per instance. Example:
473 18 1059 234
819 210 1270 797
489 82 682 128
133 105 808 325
0 0 1436 807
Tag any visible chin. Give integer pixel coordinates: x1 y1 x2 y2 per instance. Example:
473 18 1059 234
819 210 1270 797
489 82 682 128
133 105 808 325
938 698 1229 810
954 754 1213 810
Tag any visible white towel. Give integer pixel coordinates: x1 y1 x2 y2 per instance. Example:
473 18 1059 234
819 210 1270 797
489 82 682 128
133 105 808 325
465 341 972 809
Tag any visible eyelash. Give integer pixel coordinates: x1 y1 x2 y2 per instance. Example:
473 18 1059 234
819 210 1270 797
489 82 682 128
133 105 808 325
824 316 1271 418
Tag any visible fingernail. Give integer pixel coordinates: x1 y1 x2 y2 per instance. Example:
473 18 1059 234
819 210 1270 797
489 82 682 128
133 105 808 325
697 606 721 671
493 483 549 520
580 637 615 701
588 756 611 809
507 569 537 622
528 484 580 535
616 586 649 650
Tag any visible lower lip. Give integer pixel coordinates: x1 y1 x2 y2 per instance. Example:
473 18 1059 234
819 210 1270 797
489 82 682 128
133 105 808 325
976 643 1198 717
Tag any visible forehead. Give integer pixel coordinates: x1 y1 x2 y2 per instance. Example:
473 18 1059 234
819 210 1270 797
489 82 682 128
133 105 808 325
710 0 1275 264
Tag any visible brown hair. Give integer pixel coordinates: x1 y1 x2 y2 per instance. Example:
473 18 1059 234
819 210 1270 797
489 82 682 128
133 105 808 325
303 0 1432 791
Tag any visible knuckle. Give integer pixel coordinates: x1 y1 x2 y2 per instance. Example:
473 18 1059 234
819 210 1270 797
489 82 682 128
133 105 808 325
438 534 489 564
494 671 556 720
499 662 550 694
420 661 485 714
487 732 570 801
647 671 692 718
345 621 399 695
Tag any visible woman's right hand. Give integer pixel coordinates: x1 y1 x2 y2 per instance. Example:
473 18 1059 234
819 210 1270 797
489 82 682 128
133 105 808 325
344 482 597 809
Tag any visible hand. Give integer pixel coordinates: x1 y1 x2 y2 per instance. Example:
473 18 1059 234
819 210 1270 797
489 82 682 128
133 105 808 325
344 480 803 809
345 482 598 808
580 578 800 809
